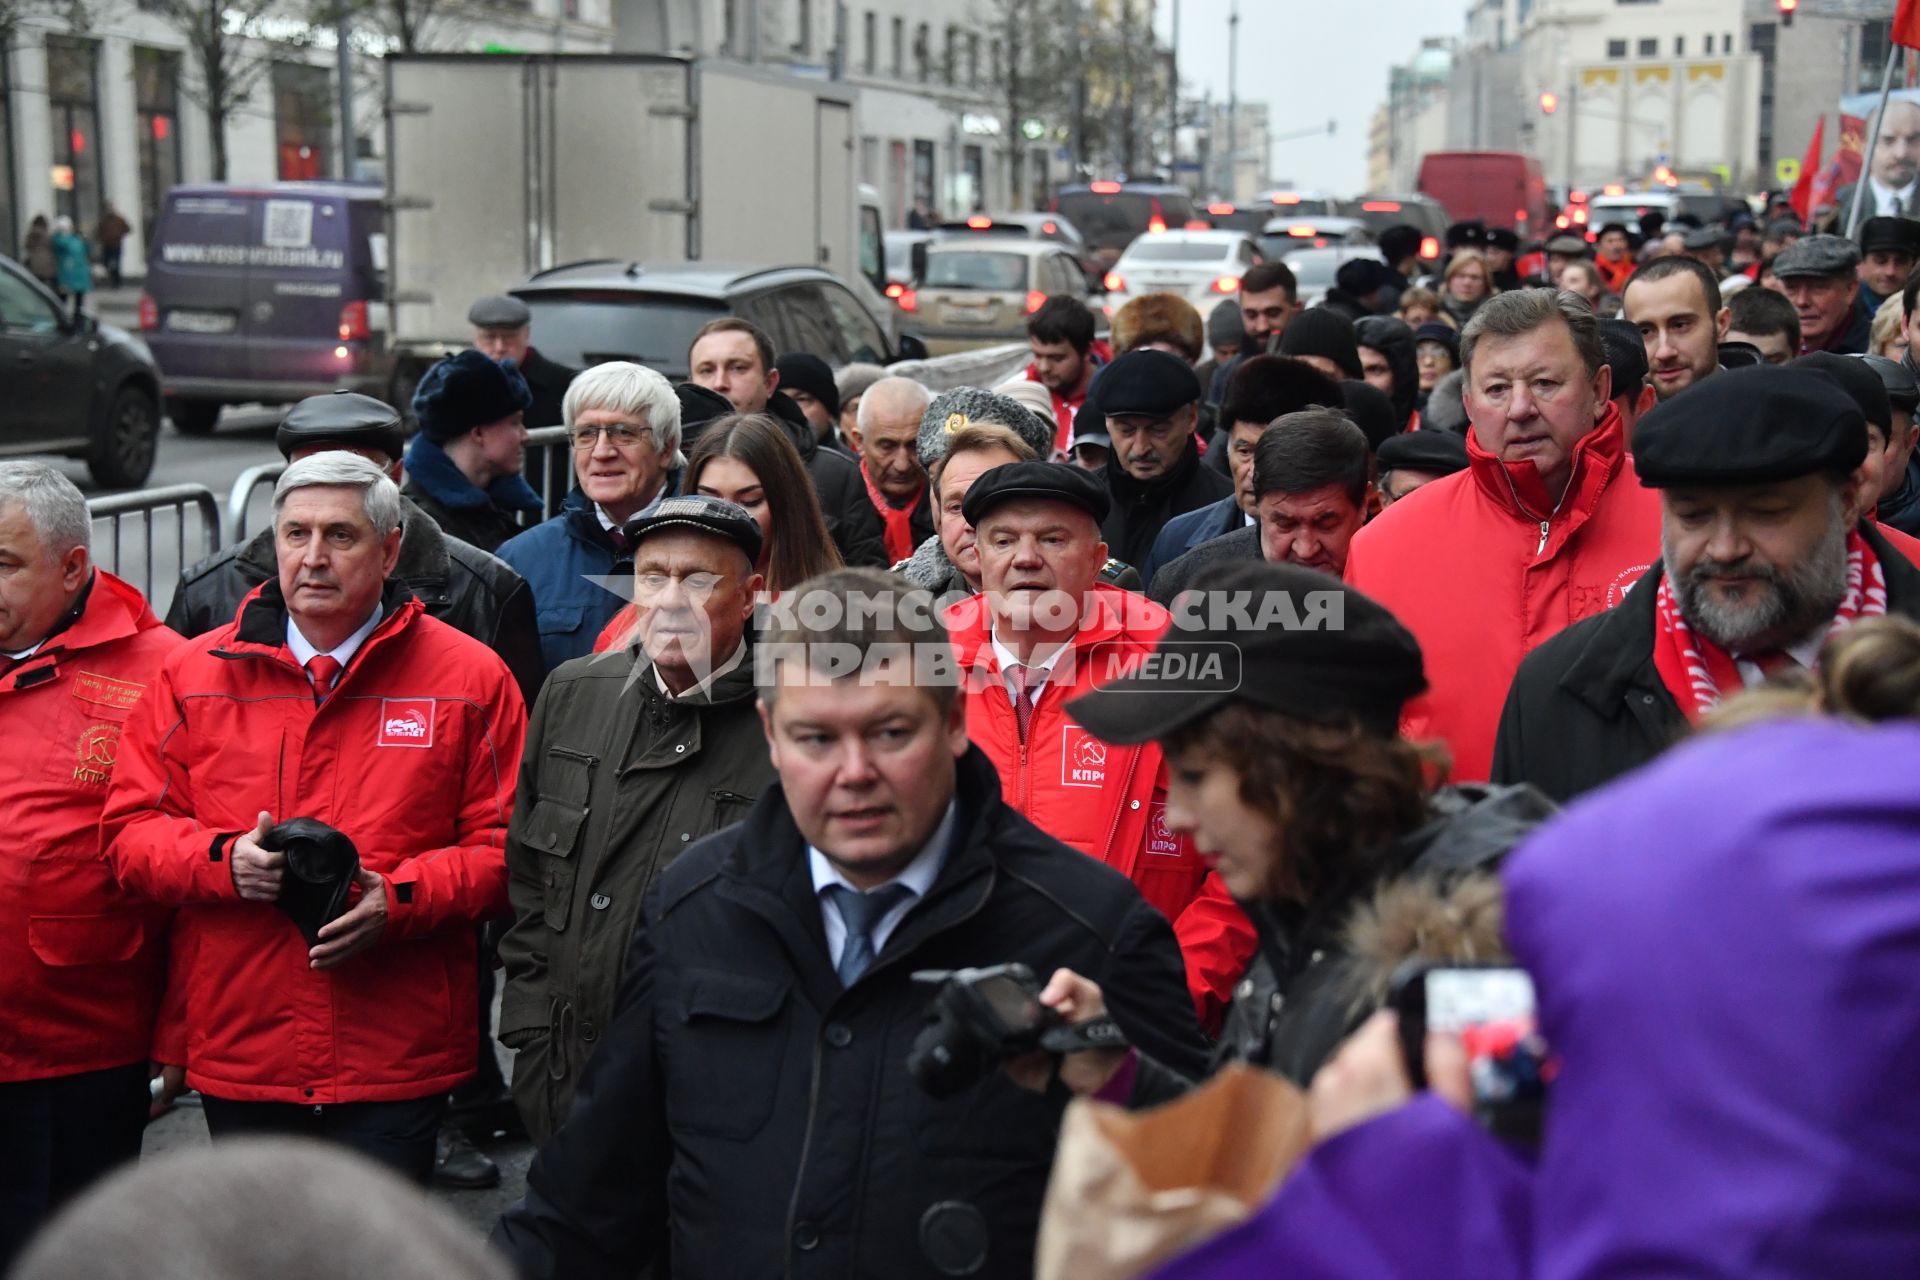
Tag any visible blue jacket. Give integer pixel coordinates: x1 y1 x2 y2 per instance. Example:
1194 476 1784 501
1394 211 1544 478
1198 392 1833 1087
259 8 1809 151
1141 494 1246 590
497 489 631 675
52 233 91 294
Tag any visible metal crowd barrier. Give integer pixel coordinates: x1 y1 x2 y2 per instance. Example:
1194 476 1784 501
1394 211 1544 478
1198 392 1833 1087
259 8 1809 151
86 485 225 607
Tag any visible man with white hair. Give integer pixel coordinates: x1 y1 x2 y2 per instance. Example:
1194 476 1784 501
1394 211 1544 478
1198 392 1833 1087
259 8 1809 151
498 361 684 673
0 463 182 1270
843 375 935 564
103 451 525 1186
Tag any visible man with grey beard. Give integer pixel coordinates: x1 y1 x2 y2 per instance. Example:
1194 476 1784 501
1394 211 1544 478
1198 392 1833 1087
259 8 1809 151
1490 365 1920 802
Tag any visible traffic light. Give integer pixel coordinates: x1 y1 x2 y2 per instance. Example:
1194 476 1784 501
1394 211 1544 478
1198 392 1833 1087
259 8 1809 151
1539 91 1559 115
1779 0 1796 26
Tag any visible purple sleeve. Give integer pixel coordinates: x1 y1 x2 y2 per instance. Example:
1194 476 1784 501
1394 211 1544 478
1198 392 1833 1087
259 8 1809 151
1147 1096 1534 1280
1093 1049 1139 1106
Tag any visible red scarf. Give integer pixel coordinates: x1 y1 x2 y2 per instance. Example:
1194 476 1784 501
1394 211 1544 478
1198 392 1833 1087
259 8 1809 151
862 461 924 564
1653 531 1887 722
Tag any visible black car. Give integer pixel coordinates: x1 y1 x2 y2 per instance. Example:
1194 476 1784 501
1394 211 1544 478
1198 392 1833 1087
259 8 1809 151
509 261 927 378
0 254 163 488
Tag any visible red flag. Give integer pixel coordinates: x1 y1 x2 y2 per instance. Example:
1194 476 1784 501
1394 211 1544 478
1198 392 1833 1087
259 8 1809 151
1808 114 1865 222
1895 0 1920 49
1790 116 1824 223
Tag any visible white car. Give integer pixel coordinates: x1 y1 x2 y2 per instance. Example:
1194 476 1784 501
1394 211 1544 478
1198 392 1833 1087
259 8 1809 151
1102 230 1265 313
1281 246 1387 310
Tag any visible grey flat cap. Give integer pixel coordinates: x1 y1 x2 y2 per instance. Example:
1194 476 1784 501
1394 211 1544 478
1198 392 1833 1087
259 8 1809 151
468 294 531 328
1544 233 1592 256
1771 234 1862 279
1682 226 1728 252
917 386 1054 465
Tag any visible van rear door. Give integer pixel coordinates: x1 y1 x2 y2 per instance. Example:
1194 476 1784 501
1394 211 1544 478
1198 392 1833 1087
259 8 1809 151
146 190 257 386
242 192 356 389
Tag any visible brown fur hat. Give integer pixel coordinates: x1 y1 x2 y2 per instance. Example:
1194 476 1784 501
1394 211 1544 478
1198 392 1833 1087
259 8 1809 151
1112 292 1206 363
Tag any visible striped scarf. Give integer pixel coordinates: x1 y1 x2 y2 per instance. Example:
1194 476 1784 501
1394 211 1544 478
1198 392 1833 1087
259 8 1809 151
1653 531 1886 723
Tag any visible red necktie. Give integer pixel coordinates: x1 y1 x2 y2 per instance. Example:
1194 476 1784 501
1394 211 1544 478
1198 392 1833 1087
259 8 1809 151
1009 665 1037 744
305 654 344 704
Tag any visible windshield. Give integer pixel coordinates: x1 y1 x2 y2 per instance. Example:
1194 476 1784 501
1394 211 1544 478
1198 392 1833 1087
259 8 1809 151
1280 251 1349 291
519 293 727 374
924 251 1029 290
1056 193 1154 249
1124 241 1233 263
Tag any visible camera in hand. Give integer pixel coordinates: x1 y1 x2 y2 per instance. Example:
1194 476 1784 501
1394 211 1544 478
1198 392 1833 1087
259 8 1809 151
906 963 1127 1098
1390 962 1555 1150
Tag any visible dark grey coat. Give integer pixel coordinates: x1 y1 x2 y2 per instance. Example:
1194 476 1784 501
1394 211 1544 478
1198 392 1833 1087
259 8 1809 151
1146 524 1263 606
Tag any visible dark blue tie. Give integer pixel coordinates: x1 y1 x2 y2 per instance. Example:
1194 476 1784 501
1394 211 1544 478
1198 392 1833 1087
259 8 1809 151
825 883 913 986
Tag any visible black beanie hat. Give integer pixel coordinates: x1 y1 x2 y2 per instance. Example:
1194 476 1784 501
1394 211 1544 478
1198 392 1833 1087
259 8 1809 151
1378 225 1423 265
1277 308 1363 380
773 352 841 419
411 349 532 444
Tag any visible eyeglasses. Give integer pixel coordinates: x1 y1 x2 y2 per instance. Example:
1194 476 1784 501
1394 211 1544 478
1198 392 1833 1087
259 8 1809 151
570 424 650 450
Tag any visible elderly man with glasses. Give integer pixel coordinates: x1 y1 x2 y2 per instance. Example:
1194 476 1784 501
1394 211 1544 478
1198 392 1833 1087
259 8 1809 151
497 362 685 675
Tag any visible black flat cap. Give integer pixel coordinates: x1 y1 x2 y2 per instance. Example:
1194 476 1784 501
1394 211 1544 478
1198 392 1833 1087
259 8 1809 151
1858 216 1920 258
961 460 1110 527
1065 560 1427 741
1772 234 1862 280
623 494 763 567
1595 221 1634 241
1377 428 1468 477
276 390 404 461
1633 365 1868 488
1089 349 1202 418
468 294 531 328
1857 353 1920 413
1795 351 1892 432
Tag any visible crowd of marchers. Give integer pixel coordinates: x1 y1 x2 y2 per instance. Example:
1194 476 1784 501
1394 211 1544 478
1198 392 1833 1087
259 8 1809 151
9 215 1920 1280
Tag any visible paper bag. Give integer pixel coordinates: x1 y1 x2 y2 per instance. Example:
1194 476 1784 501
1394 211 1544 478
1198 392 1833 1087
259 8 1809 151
1035 1063 1312 1280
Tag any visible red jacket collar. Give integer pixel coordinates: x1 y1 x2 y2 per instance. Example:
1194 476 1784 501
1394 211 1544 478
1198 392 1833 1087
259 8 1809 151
1465 400 1629 525
0 570 165 692
945 583 1169 672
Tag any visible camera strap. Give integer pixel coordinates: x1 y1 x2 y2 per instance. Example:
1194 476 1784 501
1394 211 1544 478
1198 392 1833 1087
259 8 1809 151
1038 1017 1127 1055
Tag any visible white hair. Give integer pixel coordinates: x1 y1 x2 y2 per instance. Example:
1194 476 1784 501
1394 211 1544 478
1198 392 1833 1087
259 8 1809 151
0 462 90 561
273 451 402 535
53 215 74 235
857 376 932 436
562 361 685 467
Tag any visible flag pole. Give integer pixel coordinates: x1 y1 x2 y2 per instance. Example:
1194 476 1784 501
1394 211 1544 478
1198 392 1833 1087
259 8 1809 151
1848 40 1903 238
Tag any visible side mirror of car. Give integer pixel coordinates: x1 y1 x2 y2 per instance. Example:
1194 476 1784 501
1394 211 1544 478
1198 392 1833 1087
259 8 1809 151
893 333 929 364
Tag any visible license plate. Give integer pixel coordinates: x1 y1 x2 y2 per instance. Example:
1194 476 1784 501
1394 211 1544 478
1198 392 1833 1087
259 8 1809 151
943 307 998 324
166 310 237 334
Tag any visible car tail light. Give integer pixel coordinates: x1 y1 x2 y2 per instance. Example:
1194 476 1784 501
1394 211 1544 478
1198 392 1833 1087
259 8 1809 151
1207 202 1235 216
1313 238 1328 248
1514 208 1527 223
1042 221 1057 234
1183 219 1211 230
1361 201 1402 212
1091 180 1122 194
1148 217 1167 234
884 281 905 299
1210 275 1240 294
338 300 370 341
137 293 158 331
967 215 992 229
1103 271 1126 292
1420 236 1440 258
1026 290 1047 313
1271 193 1301 204
1287 225 1316 237
1555 214 1570 229
897 289 918 312
1572 207 1588 224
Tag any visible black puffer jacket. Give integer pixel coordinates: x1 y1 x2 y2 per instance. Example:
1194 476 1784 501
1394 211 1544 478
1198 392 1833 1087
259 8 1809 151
165 497 544 704
493 747 1210 1280
770 392 890 568
1132 783 1556 1101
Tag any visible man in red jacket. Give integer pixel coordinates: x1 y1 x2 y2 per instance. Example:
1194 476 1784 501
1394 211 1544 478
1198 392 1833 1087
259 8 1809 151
1344 289 1663 782
943 462 1255 1028
0 464 182 1269
103 452 525 1185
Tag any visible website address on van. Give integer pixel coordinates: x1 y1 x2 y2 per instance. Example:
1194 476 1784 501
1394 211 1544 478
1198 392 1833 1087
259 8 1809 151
158 244 345 270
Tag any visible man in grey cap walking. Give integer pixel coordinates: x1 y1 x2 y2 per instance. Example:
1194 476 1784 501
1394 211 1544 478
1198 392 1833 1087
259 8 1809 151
471 294 578 430
1775 235 1874 355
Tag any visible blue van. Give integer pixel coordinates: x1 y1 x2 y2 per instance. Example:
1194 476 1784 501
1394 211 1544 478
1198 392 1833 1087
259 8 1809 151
141 182 389 434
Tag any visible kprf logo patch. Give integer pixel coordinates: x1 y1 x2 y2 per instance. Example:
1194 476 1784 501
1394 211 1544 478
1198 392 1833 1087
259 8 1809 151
1145 803 1181 857
73 723 121 785
376 699 435 748
1060 725 1107 789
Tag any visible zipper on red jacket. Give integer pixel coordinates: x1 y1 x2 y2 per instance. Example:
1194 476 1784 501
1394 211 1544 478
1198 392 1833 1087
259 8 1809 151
1101 748 1142 873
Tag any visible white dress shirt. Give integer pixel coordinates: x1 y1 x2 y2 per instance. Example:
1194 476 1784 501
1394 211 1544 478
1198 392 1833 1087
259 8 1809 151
989 631 1070 707
1871 178 1919 219
287 603 384 671
809 803 955 969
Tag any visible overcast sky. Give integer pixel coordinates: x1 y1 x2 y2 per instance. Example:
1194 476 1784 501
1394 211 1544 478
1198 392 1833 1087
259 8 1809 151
1160 0 1470 195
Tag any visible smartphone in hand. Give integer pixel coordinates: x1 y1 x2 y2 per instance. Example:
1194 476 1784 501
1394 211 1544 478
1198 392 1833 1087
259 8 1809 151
1390 963 1554 1149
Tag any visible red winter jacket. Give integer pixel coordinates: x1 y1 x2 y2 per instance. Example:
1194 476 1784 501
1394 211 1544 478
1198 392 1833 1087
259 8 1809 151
102 583 524 1104
1344 403 1662 782
944 585 1256 1028
0 572 181 1083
